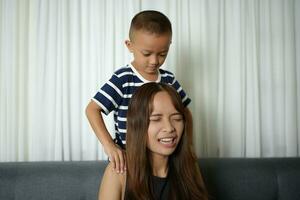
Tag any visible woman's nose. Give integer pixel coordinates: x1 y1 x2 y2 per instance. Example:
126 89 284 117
162 119 175 133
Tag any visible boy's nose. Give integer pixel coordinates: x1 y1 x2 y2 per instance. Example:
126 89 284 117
149 55 159 65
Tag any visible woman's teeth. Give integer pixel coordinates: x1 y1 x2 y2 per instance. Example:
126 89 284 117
159 138 174 144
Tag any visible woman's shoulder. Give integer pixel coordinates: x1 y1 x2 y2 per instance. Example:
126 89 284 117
98 162 126 200
104 162 126 185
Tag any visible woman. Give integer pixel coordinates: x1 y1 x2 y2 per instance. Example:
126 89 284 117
98 82 208 200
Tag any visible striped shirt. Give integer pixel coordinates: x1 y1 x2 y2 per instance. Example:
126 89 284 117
92 64 191 145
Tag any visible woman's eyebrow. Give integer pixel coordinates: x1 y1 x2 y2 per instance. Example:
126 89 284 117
150 113 162 117
170 112 182 116
150 112 182 117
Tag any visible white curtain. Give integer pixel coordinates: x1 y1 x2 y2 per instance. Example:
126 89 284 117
0 0 299 161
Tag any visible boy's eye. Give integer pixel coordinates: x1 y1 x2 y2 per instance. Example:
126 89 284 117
160 54 167 57
143 53 151 57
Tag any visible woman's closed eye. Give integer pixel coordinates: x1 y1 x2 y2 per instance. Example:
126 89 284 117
171 114 183 122
150 115 183 122
149 116 161 122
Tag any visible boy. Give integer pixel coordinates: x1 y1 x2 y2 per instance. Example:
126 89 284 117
86 10 191 173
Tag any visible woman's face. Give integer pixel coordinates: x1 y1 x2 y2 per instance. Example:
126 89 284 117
147 91 184 159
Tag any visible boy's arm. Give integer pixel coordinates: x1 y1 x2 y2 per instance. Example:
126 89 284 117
86 100 126 173
98 162 125 200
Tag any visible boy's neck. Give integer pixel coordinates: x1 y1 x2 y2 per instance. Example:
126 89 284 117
131 62 159 82
139 71 158 82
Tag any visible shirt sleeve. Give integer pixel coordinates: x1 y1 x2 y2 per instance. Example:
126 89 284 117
92 74 124 115
170 76 191 107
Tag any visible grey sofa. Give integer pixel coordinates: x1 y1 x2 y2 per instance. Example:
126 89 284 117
0 158 300 200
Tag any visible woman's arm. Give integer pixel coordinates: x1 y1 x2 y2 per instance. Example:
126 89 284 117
98 162 125 200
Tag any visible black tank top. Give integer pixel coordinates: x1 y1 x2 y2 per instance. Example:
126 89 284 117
151 175 170 200
124 175 170 200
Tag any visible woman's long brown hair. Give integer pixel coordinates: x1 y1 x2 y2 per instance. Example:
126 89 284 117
125 82 208 200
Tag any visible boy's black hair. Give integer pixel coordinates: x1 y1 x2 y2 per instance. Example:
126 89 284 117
129 10 172 40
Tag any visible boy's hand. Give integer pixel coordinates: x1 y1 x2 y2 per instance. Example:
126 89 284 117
104 142 126 174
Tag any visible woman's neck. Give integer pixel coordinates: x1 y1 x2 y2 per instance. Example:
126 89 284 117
151 155 169 178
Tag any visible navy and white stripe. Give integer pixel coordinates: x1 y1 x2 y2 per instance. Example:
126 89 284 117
92 64 191 145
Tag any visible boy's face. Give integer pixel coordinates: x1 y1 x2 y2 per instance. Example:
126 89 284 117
125 30 172 78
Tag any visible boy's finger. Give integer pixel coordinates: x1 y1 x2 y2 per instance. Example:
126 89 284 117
109 155 116 170
114 152 120 173
118 151 125 173
123 151 127 171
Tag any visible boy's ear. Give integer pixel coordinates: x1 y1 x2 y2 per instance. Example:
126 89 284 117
125 40 133 52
